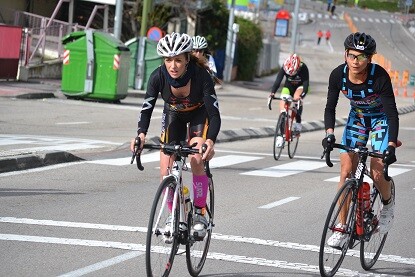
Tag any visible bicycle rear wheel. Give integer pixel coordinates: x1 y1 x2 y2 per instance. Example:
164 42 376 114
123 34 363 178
186 176 215 276
273 112 285 160
287 114 299 159
319 180 357 277
360 179 395 270
146 176 180 277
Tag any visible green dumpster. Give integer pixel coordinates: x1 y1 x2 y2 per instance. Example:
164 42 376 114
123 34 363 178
410 74 415 86
61 30 130 101
125 37 163 90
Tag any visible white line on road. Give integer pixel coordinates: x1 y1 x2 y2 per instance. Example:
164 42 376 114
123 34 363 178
258 197 301 209
242 160 327 178
0 162 86 177
324 167 412 182
58 251 144 277
0 233 380 277
1 217 414 266
209 155 263 168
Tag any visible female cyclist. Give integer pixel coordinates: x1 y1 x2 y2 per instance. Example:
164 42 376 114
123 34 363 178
268 53 309 146
192 35 218 78
130 32 221 238
322 32 399 247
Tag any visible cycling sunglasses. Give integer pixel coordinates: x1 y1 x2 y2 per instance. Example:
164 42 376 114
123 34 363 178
346 52 368 62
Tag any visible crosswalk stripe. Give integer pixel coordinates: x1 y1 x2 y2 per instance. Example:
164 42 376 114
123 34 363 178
242 160 327 178
324 167 412 183
89 152 160 166
209 155 263 169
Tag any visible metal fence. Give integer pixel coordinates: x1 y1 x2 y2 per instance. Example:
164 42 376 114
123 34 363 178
13 11 86 65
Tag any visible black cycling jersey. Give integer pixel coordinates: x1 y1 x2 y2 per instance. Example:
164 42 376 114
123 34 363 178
271 62 310 98
324 63 399 144
137 60 221 142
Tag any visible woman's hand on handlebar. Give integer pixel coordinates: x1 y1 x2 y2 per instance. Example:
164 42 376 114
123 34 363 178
201 139 215 161
130 133 145 153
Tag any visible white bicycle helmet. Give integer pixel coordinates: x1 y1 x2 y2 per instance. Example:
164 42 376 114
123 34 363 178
283 54 301 76
192 35 208 50
157 32 193 57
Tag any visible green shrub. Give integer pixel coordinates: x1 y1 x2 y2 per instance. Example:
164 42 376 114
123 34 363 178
234 17 263 81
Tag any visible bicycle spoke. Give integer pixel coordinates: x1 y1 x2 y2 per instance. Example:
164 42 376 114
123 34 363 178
287 114 299 159
319 180 356 277
273 112 285 160
360 179 393 270
186 177 214 276
146 177 179 277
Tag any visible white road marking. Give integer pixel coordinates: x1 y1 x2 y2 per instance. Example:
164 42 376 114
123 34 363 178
0 162 86 177
209 155 263 169
258 197 301 209
1 217 415 267
324 167 412 182
88 151 160 166
0 233 363 276
242 160 326 178
58 251 143 277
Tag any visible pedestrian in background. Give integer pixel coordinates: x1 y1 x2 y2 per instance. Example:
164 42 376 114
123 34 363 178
327 0 333 12
317 30 323 45
325 30 331 43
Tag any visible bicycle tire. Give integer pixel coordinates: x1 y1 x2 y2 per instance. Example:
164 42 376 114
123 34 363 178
360 179 395 270
273 112 285 160
287 113 299 159
146 176 180 277
319 179 357 277
186 176 215 276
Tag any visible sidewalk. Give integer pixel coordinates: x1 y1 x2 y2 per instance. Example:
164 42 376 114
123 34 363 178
1 42 415 173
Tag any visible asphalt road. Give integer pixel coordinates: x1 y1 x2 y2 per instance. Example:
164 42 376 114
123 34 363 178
1 3 415 276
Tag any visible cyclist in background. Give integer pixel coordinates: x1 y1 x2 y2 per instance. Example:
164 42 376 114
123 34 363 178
192 35 218 79
323 32 399 247
268 53 309 147
130 32 221 238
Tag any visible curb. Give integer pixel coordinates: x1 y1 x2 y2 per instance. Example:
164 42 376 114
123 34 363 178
0 151 83 174
1 105 414 174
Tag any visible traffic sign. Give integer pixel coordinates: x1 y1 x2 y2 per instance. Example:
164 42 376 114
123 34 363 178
147 27 163 41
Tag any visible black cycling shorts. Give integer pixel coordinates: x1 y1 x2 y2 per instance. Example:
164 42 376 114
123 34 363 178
160 106 209 144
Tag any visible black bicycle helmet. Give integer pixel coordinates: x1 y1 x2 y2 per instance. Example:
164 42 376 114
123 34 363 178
344 32 376 55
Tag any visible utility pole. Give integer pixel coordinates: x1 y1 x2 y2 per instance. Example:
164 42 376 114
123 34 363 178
224 0 236 82
290 0 300 53
114 0 123 39
140 0 151 37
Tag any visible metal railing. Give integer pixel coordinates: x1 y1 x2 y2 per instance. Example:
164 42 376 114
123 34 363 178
14 11 86 65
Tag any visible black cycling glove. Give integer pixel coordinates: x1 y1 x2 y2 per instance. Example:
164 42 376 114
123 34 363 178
322 134 336 151
382 145 396 165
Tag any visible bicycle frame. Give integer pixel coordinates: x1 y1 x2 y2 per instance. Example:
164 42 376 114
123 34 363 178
166 156 188 234
319 142 393 276
271 96 301 141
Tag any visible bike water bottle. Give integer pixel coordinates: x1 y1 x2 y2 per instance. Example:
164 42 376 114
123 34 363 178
183 186 191 213
362 182 370 212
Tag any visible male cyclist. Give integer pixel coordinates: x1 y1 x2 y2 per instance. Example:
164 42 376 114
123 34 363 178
323 32 399 247
130 32 221 239
268 53 309 147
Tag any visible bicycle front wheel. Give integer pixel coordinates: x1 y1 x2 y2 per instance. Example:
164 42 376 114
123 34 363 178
319 180 357 277
273 112 285 160
186 176 215 276
360 179 395 270
146 176 180 277
287 114 299 159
